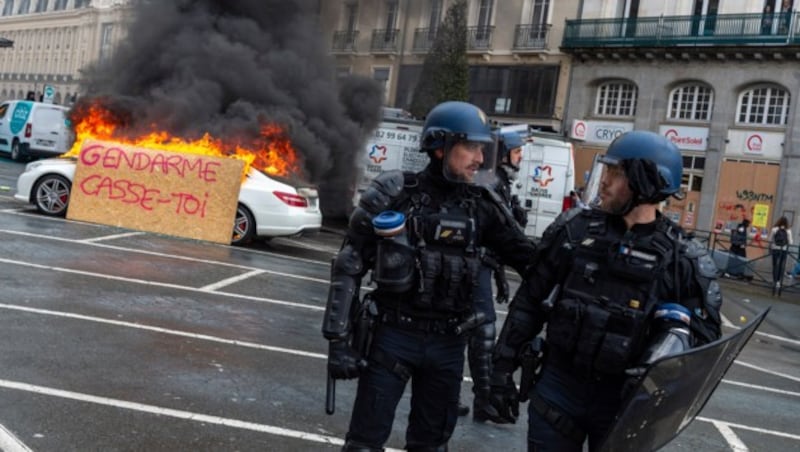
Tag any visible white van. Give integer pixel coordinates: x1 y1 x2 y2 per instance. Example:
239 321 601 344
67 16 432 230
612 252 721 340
511 134 576 239
0 100 72 161
352 118 426 207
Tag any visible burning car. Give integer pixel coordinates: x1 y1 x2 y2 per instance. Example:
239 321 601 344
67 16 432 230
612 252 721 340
14 157 322 245
13 102 322 246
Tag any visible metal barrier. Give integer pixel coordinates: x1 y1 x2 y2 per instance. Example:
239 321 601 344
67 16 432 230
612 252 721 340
694 228 799 296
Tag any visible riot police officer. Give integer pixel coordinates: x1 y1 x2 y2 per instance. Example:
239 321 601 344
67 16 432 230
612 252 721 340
322 101 537 451
488 131 723 451
462 130 529 422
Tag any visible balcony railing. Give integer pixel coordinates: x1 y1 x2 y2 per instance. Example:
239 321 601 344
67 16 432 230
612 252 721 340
370 28 400 53
513 24 551 50
331 30 359 53
413 27 438 52
563 12 800 48
468 26 495 51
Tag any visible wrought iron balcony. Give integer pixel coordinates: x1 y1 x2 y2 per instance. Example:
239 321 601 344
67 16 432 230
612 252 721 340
370 28 400 53
412 27 438 53
563 12 800 48
513 24 551 50
331 30 359 53
468 26 494 51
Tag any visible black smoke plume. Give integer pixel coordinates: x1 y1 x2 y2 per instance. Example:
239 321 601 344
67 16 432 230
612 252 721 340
78 0 382 217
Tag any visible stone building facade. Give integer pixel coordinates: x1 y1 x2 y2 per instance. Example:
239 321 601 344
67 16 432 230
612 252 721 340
0 0 131 105
562 0 799 240
318 0 579 132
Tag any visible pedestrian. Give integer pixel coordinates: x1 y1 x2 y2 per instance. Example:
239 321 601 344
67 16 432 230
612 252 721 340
459 130 529 422
322 101 537 451
726 218 750 278
768 216 793 293
488 131 723 451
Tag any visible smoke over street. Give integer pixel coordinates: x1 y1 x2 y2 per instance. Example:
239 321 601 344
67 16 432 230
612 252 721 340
79 0 383 217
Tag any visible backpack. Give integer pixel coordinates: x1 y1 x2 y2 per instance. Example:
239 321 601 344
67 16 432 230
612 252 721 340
730 226 747 246
773 227 788 247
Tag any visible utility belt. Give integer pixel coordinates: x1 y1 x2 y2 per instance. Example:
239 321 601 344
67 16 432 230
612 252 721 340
377 309 472 336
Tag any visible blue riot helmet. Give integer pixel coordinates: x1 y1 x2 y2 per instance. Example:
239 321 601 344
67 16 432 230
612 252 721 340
420 101 497 185
498 131 525 172
583 131 683 214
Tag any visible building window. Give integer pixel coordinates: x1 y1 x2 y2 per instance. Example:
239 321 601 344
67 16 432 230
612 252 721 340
53 0 67 10
373 67 391 103
531 0 550 25
35 0 48 13
343 2 358 33
469 65 558 117
384 0 398 30
477 0 494 27
594 81 637 117
2 1 14 16
17 0 30 15
681 155 705 192
428 0 442 32
99 23 114 63
668 84 713 121
74 0 90 7
737 85 790 126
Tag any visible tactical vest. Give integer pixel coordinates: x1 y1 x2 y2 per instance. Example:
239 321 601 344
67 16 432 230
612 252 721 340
371 194 481 315
546 213 676 377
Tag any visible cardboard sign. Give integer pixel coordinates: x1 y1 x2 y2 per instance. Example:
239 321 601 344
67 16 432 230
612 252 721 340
67 140 244 244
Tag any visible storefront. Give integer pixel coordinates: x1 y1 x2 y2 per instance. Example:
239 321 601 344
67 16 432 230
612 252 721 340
714 129 784 251
658 124 710 231
569 119 634 189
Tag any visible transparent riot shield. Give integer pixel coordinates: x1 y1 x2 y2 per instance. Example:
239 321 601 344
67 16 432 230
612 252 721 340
598 308 770 452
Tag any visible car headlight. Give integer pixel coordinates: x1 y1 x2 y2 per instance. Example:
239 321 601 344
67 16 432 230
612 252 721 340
25 161 43 171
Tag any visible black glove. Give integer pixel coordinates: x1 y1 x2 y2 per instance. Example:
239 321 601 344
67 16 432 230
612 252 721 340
487 370 519 424
328 340 366 380
494 266 510 304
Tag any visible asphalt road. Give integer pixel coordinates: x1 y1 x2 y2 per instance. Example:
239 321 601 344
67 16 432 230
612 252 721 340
0 155 798 451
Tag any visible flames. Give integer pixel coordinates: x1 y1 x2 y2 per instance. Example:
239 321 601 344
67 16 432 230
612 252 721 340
64 102 301 179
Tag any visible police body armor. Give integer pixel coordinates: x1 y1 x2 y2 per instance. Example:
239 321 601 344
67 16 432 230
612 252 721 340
372 195 482 317
546 212 675 377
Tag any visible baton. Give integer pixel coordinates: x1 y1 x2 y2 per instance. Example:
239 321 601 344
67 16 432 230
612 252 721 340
325 370 336 415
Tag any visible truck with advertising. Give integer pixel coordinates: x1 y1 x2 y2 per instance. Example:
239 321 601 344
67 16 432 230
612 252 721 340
353 119 427 206
510 132 576 239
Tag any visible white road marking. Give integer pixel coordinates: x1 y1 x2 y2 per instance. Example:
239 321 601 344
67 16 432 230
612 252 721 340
0 257 324 311
0 423 33 452
0 303 326 359
79 231 146 242
0 227 330 271
0 379 401 452
711 420 749 451
697 416 800 440
200 269 267 291
273 237 340 254
734 360 800 383
721 379 800 397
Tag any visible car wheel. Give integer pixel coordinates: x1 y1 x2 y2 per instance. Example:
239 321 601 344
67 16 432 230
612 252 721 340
231 203 256 246
33 174 71 216
10 140 23 162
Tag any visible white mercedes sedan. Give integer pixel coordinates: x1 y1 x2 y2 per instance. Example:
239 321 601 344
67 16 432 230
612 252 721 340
14 157 322 246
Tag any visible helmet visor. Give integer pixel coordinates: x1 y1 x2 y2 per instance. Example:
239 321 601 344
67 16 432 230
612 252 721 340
582 156 629 213
443 135 498 185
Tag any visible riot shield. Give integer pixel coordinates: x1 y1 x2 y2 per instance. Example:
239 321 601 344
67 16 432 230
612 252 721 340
598 308 770 452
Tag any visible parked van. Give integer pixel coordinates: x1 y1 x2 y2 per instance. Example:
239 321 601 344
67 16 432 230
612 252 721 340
0 100 72 161
511 133 576 239
352 118 426 207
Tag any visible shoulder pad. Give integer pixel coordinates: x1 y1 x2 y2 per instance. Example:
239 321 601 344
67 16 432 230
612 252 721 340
359 170 406 214
682 239 717 278
681 237 707 259
540 207 586 245
477 185 525 233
